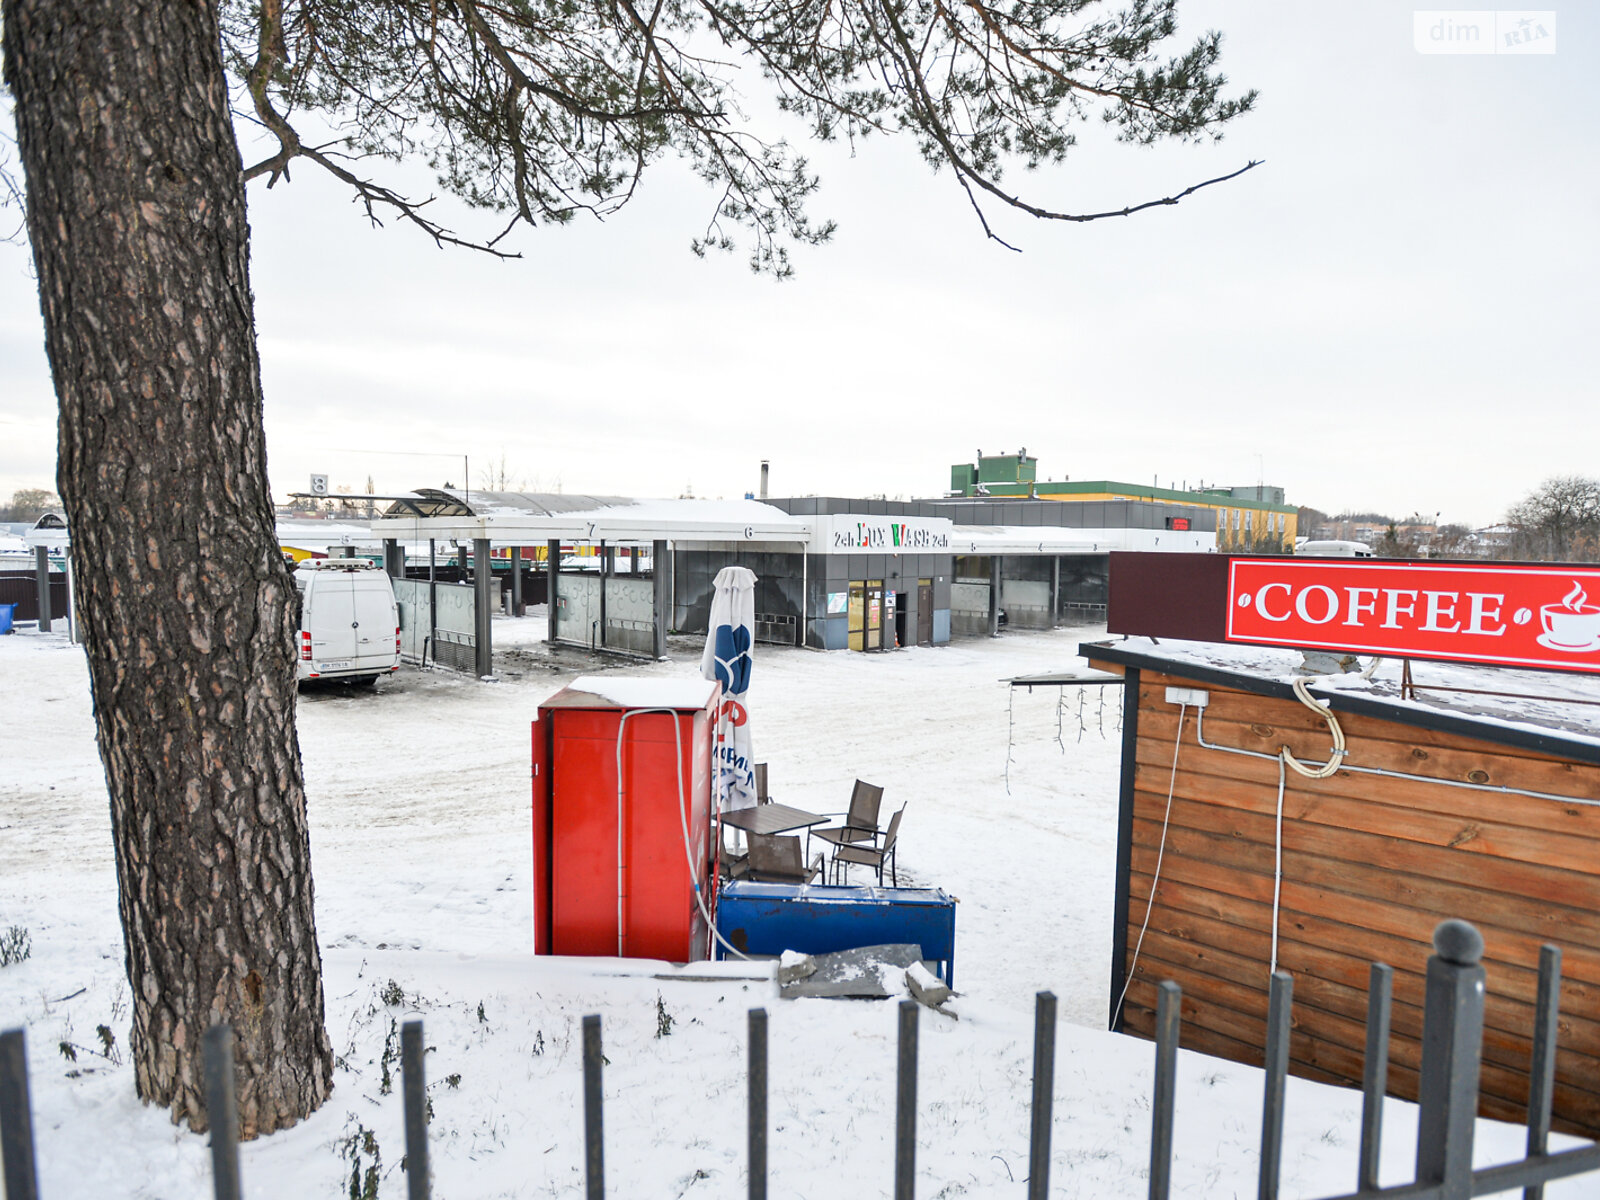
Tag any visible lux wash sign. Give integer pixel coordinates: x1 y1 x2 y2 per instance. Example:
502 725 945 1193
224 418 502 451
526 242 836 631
829 515 951 552
1226 559 1600 674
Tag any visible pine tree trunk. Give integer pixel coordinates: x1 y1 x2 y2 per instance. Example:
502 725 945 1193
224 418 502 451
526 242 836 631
3 0 333 1135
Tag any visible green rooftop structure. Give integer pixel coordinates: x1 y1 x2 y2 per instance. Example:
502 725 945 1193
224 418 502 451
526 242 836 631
951 450 1037 493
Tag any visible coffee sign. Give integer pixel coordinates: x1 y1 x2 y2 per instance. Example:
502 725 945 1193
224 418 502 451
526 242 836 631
1227 559 1600 673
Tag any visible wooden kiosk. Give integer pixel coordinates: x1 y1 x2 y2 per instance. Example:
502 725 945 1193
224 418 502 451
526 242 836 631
1091 553 1600 1137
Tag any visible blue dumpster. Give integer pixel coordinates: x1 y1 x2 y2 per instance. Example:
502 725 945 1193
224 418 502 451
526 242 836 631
716 881 957 985
0 603 14 635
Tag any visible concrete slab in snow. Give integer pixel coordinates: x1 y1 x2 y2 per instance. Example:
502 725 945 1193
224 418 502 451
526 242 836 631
779 944 922 999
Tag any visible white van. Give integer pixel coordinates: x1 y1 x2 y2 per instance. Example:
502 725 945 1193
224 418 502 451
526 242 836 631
293 560 401 685
1297 540 1375 558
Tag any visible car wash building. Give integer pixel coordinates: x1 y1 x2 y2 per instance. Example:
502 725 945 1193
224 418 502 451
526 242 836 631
674 491 1219 652
362 482 1224 670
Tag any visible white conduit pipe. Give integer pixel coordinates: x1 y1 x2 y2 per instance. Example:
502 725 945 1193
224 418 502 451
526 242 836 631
1194 697 1600 809
1270 758 1286 975
616 708 751 962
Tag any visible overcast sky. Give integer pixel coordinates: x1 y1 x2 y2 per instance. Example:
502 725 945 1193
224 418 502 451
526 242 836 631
1 0 1594 527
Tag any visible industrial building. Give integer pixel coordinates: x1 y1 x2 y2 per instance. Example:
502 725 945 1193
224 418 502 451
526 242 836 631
948 450 1298 552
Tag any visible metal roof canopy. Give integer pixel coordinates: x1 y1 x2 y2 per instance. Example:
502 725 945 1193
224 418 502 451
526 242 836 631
364 492 809 679
1003 670 1125 688
366 491 812 547
950 524 1215 555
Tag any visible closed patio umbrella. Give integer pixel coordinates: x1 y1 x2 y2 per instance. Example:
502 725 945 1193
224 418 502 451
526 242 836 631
700 565 758 812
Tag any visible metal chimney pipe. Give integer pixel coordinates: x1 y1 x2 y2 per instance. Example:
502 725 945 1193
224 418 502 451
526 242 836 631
759 460 769 499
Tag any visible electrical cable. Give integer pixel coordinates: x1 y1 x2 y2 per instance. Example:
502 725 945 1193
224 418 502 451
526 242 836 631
1110 703 1187 1032
1279 674 1346 779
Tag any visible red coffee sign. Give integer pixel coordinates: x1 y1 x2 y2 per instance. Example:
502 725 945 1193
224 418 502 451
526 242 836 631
1227 559 1600 674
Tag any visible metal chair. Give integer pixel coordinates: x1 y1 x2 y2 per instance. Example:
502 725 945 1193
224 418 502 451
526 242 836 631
830 805 904 886
718 844 750 881
755 762 771 804
746 833 825 884
808 780 884 859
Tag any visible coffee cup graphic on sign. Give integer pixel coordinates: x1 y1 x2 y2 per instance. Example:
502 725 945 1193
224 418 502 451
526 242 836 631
1539 582 1600 651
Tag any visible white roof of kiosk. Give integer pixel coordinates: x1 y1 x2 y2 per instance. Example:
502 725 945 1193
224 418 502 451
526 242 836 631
946 523 1216 555
367 488 811 546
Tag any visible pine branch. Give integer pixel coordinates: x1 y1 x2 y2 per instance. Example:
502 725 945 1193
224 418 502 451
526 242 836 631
240 0 522 257
878 0 1261 241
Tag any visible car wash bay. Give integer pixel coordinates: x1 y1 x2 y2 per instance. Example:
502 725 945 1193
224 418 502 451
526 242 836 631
366 493 814 673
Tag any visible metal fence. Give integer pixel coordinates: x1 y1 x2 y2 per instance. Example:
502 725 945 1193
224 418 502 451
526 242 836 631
0 572 67 627
2 919 1598 1199
753 613 798 646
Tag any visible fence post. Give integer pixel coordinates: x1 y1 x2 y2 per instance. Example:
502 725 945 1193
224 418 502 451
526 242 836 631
1028 991 1057 1200
1523 944 1562 1200
0 1028 41 1200
583 1015 605 1200
401 1020 430 1200
33 546 51 634
1359 963 1394 1192
749 1008 767 1200
895 999 919 1200
1415 920 1485 1200
1258 971 1292 1200
1149 981 1181 1200
202 1024 242 1200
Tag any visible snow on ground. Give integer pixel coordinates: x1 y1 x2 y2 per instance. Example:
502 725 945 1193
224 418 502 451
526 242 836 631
0 618 1588 1197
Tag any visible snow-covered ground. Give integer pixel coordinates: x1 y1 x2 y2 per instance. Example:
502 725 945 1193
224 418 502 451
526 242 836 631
0 617 1587 1197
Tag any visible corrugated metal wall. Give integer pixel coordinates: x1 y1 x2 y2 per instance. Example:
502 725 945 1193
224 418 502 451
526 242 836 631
0 571 68 624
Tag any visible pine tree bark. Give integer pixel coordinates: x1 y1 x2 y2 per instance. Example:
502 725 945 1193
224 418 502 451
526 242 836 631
3 0 333 1135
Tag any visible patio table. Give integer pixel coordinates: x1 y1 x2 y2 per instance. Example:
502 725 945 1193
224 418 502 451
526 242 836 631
719 802 828 837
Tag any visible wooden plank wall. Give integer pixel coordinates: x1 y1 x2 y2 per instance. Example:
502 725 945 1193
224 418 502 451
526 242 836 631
1116 667 1600 1138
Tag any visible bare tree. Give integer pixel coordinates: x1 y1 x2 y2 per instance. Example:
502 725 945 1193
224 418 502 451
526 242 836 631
1429 523 1475 559
1506 475 1600 562
479 453 523 493
1242 522 1290 554
2 486 59 521
1376 522 1420 558
1295 504 1329 541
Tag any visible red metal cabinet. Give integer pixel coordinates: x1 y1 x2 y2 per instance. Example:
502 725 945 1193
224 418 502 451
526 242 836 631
531 676 717 961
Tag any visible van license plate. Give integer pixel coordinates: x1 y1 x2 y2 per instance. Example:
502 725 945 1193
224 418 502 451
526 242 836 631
319 661 351 670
